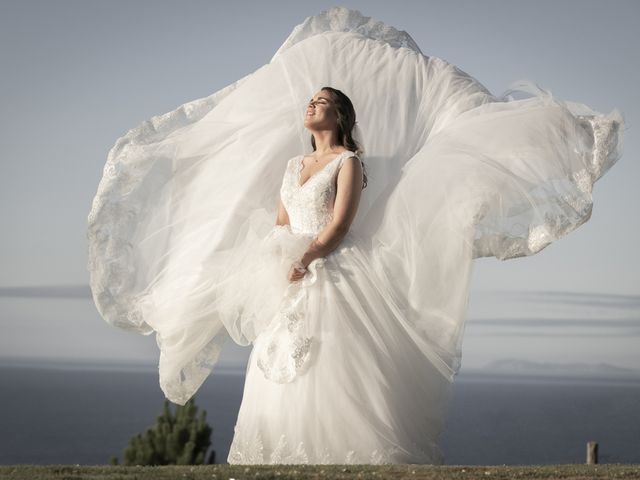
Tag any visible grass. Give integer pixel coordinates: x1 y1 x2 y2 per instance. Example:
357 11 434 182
0 464 639 480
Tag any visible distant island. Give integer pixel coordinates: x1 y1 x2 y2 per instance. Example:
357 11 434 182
467 358 640 378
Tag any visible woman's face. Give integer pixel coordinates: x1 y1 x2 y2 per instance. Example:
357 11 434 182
304 90 337 129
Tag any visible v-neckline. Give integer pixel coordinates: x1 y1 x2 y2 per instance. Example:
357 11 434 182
297 151 348 188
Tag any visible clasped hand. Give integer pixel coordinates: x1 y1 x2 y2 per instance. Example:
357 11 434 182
288 260 307 282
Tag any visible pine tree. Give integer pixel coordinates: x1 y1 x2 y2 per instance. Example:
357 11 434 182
112 397 216 465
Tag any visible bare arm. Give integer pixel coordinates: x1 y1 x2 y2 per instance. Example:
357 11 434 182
299 156 363 268
275 195 290 226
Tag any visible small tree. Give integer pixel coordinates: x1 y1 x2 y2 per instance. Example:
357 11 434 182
112 397 216 465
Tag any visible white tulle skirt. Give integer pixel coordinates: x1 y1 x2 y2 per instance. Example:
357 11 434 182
225 226 454 464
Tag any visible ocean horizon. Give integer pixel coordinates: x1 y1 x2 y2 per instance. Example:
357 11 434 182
1 358 638 466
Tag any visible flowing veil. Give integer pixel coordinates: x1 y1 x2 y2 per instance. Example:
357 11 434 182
87 6 625 404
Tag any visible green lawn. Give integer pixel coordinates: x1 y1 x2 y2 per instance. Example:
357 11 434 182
1 464 639 480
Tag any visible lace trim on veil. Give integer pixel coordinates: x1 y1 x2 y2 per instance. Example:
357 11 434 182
471 110 624 260
270 6 422 63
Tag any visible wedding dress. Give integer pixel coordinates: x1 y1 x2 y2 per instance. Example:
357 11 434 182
87 7 625 465
223 149 456 464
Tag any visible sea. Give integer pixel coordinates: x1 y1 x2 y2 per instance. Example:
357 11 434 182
0 361 639 465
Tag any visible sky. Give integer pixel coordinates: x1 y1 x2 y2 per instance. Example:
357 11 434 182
0 0 638 375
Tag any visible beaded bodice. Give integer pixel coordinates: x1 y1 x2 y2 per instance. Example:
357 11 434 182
280 150 355 235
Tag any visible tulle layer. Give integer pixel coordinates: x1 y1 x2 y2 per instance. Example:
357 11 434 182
141 221 323 404
229 230 454 464
87 6 625 407
369 83 624 374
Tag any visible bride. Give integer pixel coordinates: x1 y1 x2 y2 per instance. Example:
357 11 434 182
226 87 455 464
87 6 625 465
279 88 365 285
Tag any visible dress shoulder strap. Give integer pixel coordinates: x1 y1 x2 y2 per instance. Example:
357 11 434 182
338 151 359 168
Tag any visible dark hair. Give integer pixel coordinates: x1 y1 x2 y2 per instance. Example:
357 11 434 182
310 87 368 189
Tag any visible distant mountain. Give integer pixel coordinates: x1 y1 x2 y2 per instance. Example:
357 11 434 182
479 358 640 377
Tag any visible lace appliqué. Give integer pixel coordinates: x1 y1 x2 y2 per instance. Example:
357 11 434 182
270 6 423 63
228 431 408 465
157 329 228 406
87 71 251 337
280 154 338 236
252 253 328 384
472 110 624 261
253 259 325 383
280 151 357 236
576 112 624 181
252 152 353 383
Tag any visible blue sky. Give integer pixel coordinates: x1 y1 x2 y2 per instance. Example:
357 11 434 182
0 0 638 374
